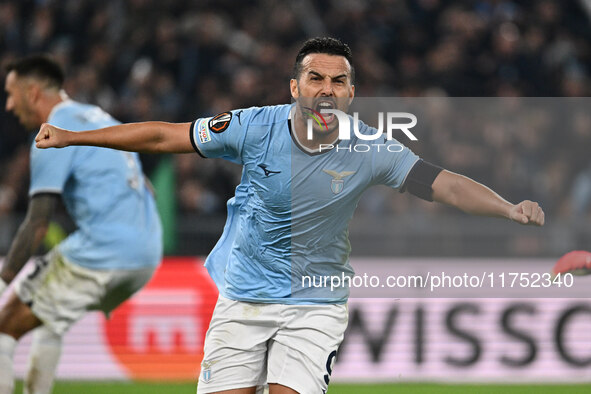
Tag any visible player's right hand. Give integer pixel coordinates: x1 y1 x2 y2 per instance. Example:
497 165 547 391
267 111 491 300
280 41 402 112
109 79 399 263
508 200 545 226
35 123 70 149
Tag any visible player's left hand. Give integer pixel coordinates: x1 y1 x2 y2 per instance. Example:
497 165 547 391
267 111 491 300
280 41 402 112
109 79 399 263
508 200 544 226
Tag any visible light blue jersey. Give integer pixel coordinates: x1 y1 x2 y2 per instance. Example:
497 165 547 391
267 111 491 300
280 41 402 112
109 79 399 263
29 100 162 270
191 104 418 304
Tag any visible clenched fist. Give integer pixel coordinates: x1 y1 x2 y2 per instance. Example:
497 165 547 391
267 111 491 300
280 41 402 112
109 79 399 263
509 200 545 226
35 123 71 149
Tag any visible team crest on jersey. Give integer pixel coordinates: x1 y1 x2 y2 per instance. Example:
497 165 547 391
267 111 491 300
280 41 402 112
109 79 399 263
197 119 211 143
322 169 356 194
201 359 218 383
208 111 232 133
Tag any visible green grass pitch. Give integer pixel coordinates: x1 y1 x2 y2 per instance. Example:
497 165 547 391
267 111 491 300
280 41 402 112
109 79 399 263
15 381 591 393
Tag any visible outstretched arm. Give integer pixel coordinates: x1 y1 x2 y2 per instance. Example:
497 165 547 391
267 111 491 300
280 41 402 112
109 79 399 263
35 121 194 154
0 194 58 293
432 170 544 226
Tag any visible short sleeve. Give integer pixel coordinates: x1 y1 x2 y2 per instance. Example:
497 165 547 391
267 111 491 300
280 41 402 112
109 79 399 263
29 143 76 196
190 109 251 164
372 138 420 189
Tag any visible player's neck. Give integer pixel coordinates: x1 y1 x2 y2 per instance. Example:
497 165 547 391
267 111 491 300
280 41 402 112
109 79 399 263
291 111 339 151
42 90 70 123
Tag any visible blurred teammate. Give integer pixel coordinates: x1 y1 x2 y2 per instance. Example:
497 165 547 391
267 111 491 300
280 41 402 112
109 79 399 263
0 55 162 394
35 38 544 394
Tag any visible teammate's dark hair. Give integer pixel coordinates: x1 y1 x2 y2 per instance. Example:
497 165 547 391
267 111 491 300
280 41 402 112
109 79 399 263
293 37 355 84
5 55 64 90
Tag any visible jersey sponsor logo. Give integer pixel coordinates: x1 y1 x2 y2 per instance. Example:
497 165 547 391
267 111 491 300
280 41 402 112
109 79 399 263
258 164 281 177
322 169 356 194
208 111 232 133
198 119 211 143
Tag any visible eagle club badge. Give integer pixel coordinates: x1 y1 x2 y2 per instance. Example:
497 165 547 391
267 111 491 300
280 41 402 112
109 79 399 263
201 359 217 383
322 169 356 194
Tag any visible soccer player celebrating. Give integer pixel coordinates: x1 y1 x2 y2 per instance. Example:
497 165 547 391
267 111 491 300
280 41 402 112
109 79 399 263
35 38 544 394
0 56 162 394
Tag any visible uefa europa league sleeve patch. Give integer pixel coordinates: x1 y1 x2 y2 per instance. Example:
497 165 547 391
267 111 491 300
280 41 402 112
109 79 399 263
208 111 232 133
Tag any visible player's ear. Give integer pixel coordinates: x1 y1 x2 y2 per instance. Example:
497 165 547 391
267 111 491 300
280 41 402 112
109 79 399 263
290 79 299 99
348 84 355 105
27 82 41 104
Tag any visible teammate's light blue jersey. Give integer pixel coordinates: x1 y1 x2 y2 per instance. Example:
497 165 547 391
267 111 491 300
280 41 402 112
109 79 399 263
29 100 162 270
191 104 418 304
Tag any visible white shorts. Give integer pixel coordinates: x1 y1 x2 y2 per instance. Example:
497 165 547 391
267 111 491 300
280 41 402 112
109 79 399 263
14 249 156 335
197 295 348 394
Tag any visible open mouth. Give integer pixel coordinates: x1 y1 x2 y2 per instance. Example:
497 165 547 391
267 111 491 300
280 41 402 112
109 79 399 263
314 100 336 124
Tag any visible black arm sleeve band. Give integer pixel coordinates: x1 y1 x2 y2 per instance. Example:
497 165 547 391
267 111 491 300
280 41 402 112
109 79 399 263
399 159 444 201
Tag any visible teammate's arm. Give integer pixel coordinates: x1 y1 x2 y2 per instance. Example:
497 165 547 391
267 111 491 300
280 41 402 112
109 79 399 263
431 170 544 226
34 122 194 154
0 194 58 292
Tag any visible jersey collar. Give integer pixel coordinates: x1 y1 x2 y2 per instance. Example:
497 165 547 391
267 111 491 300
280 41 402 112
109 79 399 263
46 95 73 122
288 107 339 156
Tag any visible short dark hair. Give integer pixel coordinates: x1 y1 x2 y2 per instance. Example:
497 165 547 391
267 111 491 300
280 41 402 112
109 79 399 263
293 37 355 84
5 55 64 90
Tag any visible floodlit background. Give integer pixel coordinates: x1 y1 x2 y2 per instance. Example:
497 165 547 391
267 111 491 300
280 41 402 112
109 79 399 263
1 0 591 392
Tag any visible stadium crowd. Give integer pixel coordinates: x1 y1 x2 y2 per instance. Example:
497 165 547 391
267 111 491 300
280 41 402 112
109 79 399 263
1 0 591 233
